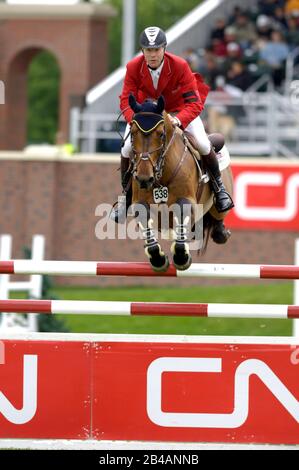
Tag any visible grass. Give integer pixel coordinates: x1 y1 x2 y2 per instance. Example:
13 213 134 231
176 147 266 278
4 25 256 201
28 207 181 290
39 282 295 336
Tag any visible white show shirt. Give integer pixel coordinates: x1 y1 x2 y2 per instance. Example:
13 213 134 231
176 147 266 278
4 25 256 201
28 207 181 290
148 60 164 90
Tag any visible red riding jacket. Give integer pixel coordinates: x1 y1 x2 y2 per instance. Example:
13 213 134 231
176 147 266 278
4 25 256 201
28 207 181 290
120 52 210 129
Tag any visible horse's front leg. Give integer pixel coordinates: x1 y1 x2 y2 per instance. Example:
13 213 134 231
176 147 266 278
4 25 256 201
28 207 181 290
134 201 169 273
171 198 192 271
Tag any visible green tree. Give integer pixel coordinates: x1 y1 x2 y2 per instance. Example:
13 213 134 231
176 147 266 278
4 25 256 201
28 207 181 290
104 0 202 71
27 51 60 144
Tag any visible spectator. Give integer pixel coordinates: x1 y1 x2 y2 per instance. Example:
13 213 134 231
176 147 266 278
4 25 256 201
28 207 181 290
234 12 257 49
272 6 289 30
210 18 227 41
196 47 216 74
226 42 242 57
228 6 243 24
207 76 240 140
182 47 200 71
224 26 237 44
285 16 299 48
258 0 283 17
256 14 274 40
259 30 290 85
211 38 227 57
285 0 299 16
226 61 254 90
204 56 222 90
223 42 243 73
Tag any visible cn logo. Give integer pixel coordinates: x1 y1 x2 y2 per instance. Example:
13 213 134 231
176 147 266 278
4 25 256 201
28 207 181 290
147 357 299 428
234 171 299 221
0 355 38 424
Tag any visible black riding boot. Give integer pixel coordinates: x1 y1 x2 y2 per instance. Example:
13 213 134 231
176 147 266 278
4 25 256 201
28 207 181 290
201 146 234 213
110 156 132 223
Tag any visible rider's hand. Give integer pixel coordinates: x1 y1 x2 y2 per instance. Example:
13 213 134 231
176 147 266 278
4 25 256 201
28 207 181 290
169 115 181 127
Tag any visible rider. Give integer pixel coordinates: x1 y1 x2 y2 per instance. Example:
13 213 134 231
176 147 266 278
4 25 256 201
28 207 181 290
111 26 234 223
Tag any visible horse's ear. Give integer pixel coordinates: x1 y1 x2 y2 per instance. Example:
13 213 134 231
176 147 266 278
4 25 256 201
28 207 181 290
129 93 142 113
156 95 165 114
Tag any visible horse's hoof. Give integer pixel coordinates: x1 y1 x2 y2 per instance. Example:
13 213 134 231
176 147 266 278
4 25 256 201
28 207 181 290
173 254 192 271
211 224 231 244
146 244 169 272
151 256 170 273
171 242 192 271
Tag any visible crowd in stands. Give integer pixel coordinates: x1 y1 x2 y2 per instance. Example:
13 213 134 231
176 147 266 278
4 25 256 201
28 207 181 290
182 0 299 93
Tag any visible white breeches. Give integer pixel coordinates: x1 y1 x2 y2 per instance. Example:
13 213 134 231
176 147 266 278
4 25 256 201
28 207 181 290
121 115 211 158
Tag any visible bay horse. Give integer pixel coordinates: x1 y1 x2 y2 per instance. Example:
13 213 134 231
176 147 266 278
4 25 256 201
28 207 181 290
127 94 233 272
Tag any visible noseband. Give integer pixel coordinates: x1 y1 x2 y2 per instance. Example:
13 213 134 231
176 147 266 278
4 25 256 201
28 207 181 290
130 112 176 184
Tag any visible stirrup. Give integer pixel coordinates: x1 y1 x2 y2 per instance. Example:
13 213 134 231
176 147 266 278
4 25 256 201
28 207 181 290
214 190 234 213
201 173 209 184
110 195 127 224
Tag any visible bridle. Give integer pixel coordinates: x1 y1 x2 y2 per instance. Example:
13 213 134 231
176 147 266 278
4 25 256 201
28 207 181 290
130 112 177 184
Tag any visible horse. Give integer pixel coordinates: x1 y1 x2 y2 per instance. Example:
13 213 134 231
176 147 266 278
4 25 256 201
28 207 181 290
127 94 233 272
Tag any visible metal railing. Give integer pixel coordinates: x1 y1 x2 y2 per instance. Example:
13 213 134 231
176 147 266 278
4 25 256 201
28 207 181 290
70 90 299 158
285 46 299 97
70 108 125 153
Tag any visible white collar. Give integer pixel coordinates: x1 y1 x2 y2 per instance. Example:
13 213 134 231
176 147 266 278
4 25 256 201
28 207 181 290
148 60 164 76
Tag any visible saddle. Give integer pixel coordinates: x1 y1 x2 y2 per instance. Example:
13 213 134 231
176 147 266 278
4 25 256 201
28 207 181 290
184 131 225 160
182 131 225 202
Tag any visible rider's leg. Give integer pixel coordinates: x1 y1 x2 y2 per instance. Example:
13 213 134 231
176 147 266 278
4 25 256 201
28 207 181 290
185 116 234 213
110 124 133 223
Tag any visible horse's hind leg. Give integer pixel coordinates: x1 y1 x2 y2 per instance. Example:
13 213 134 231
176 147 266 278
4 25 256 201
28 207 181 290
211 217 231 244
208 166 233 244
134 201 169 272
208 207 232 244
171 198 192 271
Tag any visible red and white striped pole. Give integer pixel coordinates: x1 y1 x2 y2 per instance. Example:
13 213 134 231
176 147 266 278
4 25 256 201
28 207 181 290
0 260 299 279
0 299 298 319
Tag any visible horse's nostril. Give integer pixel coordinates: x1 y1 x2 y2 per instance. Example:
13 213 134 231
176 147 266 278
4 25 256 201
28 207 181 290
136 175 154 189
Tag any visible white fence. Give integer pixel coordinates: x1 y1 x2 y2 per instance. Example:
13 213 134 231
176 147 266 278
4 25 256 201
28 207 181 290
0 234 44 332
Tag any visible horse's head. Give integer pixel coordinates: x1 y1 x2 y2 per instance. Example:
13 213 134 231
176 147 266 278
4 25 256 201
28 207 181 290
129 94 167 189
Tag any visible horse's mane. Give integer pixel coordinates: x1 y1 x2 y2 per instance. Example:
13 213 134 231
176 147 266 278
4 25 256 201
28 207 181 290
163 111 178 141
163 111 172 131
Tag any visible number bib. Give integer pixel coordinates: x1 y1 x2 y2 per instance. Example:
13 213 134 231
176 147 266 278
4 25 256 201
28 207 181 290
153 186 169 203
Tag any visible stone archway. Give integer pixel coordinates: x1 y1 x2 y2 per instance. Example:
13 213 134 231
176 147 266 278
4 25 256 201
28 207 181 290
6 47 48 149
0 3 115 150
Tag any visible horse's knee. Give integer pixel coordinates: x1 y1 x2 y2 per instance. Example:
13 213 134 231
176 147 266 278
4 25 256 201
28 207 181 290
132 201 150 226
211 220 231 244
209 204 228 220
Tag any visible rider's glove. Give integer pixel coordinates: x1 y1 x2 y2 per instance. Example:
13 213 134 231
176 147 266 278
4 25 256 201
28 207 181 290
170 115 181 127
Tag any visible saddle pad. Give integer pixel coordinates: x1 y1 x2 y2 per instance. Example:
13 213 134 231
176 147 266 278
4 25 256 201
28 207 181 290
217 144 231 172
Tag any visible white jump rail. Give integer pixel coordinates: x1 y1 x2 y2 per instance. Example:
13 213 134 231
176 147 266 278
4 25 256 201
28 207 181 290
0 260 299 279
0 299 298 319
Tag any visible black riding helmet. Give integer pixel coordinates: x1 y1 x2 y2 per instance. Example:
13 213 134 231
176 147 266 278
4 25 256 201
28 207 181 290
139 26 167 49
